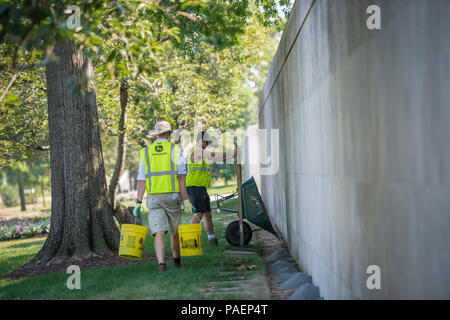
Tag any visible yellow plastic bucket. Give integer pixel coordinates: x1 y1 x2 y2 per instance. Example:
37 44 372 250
178 224 203 257
119 224 148 259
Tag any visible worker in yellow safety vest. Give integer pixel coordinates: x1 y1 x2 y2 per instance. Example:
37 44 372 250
134 121 189 275
187 131 237 246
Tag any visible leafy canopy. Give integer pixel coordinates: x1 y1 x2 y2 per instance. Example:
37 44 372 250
0 0 292 167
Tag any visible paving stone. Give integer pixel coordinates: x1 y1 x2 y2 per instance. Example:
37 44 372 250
272 272 298 284
269 260 293 270
224 250 256 256
269 260 298 275
287 283 321 300
280 273 312 290
218 271 248 276
207 279 248 284
265 250 290 262
217 287 241 291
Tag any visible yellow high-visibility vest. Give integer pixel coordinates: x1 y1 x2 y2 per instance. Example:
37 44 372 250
186 147 211 188
140 141 179 194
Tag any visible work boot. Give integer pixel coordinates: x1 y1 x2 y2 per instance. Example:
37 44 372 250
208 238 219 246
158 263 167 275
174 258 184 268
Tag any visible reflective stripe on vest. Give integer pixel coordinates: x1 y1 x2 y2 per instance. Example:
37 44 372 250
186 147 211 187
141 142 179 194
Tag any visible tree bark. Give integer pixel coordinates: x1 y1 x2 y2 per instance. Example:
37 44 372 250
128 172 134 191
18 180 26 211
27 41 120 266
40 182 46 206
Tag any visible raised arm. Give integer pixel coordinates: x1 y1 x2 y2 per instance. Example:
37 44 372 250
191 147 237 162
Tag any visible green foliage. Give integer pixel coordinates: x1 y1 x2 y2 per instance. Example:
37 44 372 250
27 156 50 194
0 0 258 80
0 0 290 186
0 156 50 208
210 162 236 185
254 0 293 31
0 0 267 161
0 184 18 208
123 11 281 145
95 5 283 183
0 45 48 165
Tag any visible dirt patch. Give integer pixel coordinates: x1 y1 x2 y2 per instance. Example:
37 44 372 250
1 253 159 281
254 224 300 300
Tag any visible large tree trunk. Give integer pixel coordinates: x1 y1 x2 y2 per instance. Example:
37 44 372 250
27 41 120 266
18 180 26 211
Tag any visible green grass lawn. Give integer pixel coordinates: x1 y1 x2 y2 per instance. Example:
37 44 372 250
207 184 237 196
0 202 51 218
0 199 269 300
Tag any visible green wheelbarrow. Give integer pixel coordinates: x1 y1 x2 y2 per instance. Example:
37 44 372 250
214 176 278 246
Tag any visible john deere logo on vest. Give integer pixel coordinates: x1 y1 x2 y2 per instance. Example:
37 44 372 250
155 145 163 152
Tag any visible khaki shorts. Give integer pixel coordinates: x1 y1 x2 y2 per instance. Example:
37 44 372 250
146 193 182 236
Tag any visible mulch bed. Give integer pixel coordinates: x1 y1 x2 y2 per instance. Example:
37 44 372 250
254 224 299 300
1 253 158 281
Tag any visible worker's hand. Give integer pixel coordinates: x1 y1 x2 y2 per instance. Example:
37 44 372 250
133 205 142 216
176 192 189 203
180 199 192 214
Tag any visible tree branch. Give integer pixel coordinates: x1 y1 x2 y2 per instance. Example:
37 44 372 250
11 0 42 68
159 35 171 43
176 11 198 21
138 74 158 94
108 79 129 211
18 46 54 70
30 130 49 151
17 139 50 151
8 129 50 151
0 72 19 104
0 46 53 104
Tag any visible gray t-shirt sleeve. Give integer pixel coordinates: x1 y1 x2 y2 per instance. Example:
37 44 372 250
137 158 146 181
177 148 187 175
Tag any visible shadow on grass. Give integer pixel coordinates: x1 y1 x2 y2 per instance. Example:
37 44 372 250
0 205 270 300
0 254 38 277
0 242 226 300
2 237 46 250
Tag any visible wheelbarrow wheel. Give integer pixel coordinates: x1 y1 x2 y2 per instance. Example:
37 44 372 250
225 220 252 246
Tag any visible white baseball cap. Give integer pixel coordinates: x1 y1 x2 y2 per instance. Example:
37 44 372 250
149 121 172 136
197 130 219 147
